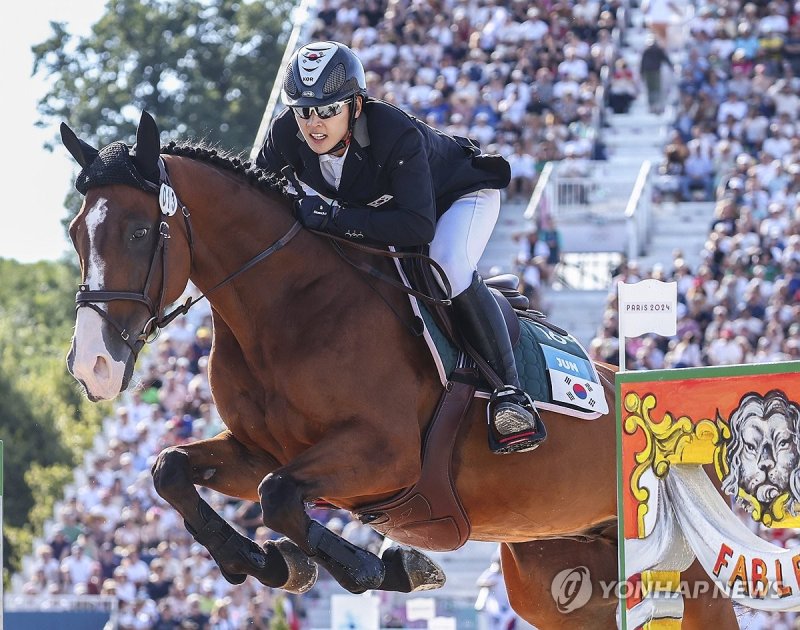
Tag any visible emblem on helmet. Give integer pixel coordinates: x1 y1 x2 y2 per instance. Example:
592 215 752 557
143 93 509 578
297 43 337 85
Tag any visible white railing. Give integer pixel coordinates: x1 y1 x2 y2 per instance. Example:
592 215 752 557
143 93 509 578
535 160 644 222
524 158 653 260
523 161 554 223
250 0 321 159
624 160 653 260
5 593 118 612
555 252 624 290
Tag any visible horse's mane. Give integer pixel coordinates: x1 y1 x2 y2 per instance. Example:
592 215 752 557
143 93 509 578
161 141 287 198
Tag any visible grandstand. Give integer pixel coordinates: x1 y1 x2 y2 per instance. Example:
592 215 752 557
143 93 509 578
13 0 800 627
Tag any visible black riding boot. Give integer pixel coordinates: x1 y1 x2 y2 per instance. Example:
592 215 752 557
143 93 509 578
452 273 546 454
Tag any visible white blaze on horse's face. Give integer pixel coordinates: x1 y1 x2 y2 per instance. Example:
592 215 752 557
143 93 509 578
69 196 127 400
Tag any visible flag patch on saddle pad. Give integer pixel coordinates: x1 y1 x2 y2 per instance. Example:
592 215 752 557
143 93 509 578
540 343 609 415
549 372 608 414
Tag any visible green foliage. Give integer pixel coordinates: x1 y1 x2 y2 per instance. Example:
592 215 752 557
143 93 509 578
33 0 293 154
0 259 109 577
9 0 293 584
270 595 291 630
25 463 75 531
4 527 32 591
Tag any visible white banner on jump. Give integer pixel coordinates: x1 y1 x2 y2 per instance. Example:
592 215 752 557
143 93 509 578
618 280 677 338
665 466 800 612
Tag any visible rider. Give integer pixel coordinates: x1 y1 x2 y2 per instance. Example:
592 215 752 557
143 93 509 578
256 41 543 454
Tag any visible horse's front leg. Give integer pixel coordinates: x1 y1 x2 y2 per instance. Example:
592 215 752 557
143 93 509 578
258 431 444 594
151 431 317 593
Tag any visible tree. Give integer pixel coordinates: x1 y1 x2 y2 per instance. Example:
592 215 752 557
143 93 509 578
0 259 108 581
33 0 294 154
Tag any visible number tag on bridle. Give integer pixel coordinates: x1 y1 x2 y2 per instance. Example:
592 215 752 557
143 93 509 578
159 183 178 216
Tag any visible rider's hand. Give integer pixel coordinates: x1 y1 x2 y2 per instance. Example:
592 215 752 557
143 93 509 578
293 196 335 231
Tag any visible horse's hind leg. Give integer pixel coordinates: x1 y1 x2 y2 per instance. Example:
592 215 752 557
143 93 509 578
501 537 618 629
151 431 317 593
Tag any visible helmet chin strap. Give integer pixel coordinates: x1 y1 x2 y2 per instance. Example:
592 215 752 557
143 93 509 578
324 96 359 156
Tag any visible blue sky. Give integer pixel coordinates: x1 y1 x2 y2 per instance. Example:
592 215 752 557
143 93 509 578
2 0 106 263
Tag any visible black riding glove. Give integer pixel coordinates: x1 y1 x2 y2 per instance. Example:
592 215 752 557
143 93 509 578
294 196 335 231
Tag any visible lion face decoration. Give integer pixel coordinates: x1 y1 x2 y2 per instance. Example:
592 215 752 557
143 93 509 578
722 390 800 516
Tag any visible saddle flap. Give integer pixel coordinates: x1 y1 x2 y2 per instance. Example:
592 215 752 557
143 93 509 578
490 288 521 347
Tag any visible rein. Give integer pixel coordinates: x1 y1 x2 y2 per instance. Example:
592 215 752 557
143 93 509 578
316 232 453 307
75 157 302 356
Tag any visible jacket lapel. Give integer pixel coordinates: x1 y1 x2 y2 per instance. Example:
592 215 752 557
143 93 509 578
336 142 368 196
336 114 371 196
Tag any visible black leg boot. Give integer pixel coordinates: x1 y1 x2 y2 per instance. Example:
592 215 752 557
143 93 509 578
452 273 547 454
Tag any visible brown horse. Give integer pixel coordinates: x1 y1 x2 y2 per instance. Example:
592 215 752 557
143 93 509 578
60 112 737 628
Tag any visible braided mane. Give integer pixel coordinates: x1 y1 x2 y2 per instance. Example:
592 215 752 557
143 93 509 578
161 141 286 196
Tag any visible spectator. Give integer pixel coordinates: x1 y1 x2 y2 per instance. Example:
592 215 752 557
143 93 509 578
641 0 682 45
639 35 673 114
60 544 94 592
681 140 715 201
506 142 537 201
665 332 704 368
33 544 61 584
608 58 638 114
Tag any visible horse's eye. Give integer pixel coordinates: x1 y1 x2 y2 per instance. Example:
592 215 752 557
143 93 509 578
133 228 149 239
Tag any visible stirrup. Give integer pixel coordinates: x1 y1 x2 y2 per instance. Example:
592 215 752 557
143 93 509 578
487 387 547 454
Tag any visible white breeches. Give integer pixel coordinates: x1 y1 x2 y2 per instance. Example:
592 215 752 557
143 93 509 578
430 189 501 297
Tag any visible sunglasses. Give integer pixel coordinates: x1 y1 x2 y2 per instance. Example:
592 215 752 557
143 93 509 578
292 99 349 120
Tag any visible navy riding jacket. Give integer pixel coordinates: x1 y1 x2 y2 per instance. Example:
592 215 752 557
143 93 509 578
255 98 510 246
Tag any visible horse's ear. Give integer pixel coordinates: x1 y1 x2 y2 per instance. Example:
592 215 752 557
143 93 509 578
132 111 161 183
60 122 99 168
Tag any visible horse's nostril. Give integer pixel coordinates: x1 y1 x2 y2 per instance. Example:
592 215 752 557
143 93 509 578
93 355 110 380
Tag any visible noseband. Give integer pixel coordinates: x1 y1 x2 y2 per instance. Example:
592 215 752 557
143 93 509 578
75 157 302 356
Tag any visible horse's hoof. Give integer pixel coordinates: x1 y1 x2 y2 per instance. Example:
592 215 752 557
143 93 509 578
382 546 446 592
273 537 318 594
398 547 446 591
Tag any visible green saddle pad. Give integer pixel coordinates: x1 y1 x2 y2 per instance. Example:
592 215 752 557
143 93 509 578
417 305 608 418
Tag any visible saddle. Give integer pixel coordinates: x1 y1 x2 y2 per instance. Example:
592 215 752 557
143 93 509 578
318 239 579 551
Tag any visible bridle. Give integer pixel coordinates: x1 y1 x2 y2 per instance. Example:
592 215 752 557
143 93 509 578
75 157 302 356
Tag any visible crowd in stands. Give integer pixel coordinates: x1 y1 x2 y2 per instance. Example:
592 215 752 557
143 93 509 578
594 0 800 372
310 0 625 197
651 1 800 206
14 1 628 625
588 3 800 627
